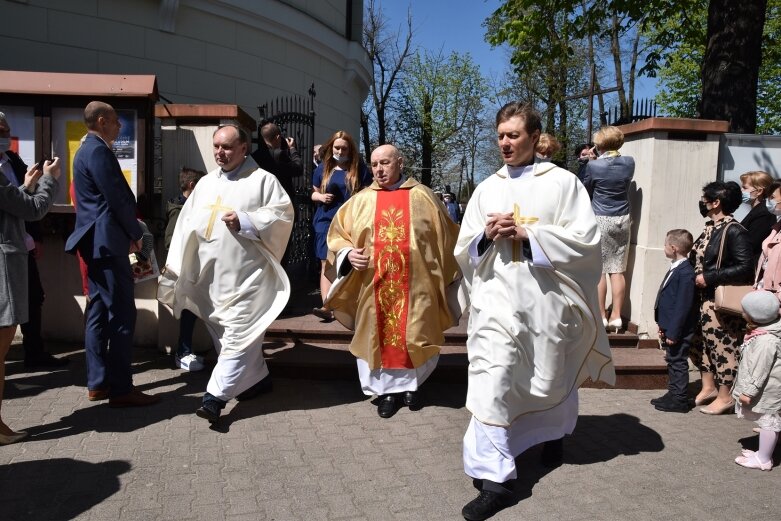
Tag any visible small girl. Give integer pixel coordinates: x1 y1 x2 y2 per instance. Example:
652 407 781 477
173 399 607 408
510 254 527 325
732 290 781 471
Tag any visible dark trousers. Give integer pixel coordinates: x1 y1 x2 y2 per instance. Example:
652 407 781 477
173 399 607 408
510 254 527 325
20 252 45 359
177 309 197 358
84 256 136 397
665 331 692 403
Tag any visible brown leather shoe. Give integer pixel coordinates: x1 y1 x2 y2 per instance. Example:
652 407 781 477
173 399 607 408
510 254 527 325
109 389 161 408
88 388 109 401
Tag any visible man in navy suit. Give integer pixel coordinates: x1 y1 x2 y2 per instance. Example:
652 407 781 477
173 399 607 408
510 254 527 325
65 101 159 408
652 229 696 413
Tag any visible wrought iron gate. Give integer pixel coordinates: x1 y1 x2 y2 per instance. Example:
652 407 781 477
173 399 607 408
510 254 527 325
256 84 317 284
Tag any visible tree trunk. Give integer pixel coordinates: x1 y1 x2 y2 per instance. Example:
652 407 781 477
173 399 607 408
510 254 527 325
697 0 767 133
610 13 629 123
360 110 372 165
376 108 386 146
421 93 434 187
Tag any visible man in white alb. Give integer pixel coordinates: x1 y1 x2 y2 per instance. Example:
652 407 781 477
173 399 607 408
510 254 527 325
159 124 293 423
455 102 615 520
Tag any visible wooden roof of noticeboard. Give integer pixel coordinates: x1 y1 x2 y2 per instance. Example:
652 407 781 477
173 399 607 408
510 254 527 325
0 70 158 99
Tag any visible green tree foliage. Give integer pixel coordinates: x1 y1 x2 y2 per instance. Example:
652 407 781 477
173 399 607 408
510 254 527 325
488 0 773 133
394 51 487 188
484 0 641 155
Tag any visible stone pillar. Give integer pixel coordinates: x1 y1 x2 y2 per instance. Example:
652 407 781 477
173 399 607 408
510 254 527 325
616 118 729 336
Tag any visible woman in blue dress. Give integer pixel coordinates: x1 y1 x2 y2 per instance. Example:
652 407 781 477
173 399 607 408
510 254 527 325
311 130 371 319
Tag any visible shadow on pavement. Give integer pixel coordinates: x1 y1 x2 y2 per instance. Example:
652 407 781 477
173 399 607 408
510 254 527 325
0 458 130 521
211 377 369 432
567 413 665 464
504 413 665 503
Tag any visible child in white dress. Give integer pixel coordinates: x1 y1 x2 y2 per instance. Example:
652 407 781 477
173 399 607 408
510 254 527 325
733 290 781 470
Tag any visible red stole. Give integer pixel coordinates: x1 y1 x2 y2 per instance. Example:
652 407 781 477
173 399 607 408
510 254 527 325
373 189 413 368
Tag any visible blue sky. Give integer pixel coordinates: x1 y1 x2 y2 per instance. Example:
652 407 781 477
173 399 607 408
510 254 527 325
376 0 658 101
378 0 508 78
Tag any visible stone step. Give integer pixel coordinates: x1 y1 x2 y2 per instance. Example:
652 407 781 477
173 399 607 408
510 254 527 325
265 313 666 389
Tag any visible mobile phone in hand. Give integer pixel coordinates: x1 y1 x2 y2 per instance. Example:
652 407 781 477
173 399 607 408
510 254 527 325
35 156 48 171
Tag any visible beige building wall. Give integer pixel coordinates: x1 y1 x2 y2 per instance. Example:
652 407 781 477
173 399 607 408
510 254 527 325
0 0 370 140
617 118 729 336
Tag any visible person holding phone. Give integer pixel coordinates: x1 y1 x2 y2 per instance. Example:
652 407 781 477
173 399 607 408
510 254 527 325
1 155 60 444
0 111 68 368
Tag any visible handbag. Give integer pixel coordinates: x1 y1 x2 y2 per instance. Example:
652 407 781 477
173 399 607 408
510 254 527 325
713 222 754 315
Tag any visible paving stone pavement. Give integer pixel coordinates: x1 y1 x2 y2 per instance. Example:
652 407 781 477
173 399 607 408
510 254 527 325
1 344 779 521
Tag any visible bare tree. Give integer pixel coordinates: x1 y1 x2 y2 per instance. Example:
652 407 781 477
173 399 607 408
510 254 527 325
361 0 414 161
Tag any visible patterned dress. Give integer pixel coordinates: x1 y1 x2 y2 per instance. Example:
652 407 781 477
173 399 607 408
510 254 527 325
690 216 745 387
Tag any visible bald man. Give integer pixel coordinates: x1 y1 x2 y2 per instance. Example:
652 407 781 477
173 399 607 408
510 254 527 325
160 124 293 423
325 144 461 418
66 101 159 407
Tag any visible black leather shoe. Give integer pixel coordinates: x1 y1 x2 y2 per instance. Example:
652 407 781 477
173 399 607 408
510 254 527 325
377 394 399 418
24 353 69 368
461 489 513 521
196 399 223 424
402 390 422 410
654 399 689 413
236 375 273 401
650 392 671 406
540 438 564 468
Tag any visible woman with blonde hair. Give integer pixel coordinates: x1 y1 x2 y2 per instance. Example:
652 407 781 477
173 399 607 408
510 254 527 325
582 125 635 332
311 130 371 319
535 132 561 161
739 170 776 263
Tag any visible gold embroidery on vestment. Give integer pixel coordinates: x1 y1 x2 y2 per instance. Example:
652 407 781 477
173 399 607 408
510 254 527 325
376 206 407 351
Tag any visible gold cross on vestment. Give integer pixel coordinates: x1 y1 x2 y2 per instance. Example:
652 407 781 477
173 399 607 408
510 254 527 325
204 196 234 240
512 203 539 262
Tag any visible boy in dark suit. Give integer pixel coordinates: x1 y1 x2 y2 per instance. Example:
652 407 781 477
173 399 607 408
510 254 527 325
652 229 696 413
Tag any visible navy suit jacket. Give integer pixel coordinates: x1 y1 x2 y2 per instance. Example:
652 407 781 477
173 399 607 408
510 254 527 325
654 260 696 341
65 133 142 259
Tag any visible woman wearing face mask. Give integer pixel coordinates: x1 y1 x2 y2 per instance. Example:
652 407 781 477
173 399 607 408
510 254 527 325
754 180 781 300
691 181 754 414
739 171 775 263
310 130 371 320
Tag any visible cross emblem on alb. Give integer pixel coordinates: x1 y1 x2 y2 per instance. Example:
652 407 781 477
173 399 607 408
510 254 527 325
512 203 539 262
204 196 233 240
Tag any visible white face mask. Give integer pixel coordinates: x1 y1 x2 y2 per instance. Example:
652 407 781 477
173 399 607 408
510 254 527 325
0 137 10 154
766 199 781 215
332 154 349 164
772 203 781 217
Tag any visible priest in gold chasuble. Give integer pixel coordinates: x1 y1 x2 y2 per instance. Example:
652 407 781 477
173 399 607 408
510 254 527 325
158 125 293 424
455 103 615 520
325 144 461 418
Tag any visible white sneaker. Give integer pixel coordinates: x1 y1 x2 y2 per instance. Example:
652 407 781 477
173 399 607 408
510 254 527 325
176 354 205 372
